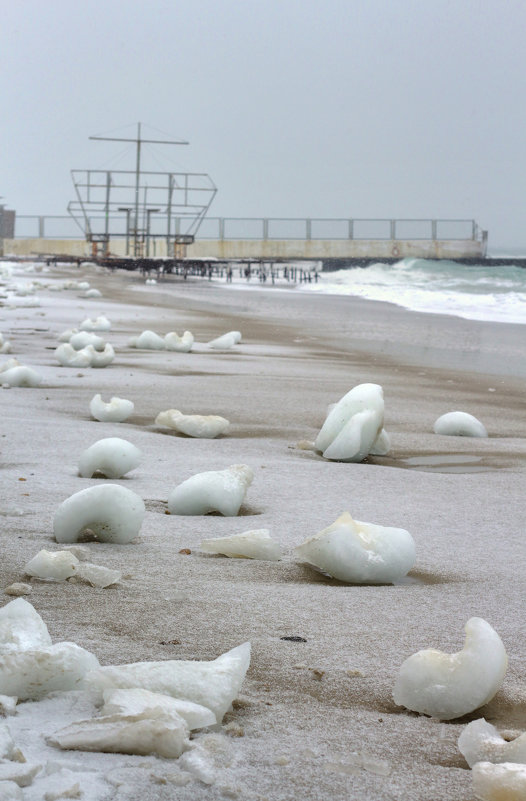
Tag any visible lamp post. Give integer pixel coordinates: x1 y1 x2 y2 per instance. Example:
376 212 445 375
118 207 132 256
145 208 160 258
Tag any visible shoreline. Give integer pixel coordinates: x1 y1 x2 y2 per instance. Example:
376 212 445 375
1 262 525 801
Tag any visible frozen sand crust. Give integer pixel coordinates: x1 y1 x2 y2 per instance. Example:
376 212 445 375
393 617 507 719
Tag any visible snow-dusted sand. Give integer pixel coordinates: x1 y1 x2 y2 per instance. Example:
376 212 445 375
0 263 525 800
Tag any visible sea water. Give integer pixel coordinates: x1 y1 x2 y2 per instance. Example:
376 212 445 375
299 258 526 325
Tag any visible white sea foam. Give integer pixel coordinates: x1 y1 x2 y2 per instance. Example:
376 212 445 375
299 259 526 324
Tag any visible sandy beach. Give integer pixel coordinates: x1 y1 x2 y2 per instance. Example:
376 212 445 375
1 263 525 801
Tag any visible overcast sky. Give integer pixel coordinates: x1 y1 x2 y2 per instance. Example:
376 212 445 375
3 0 526 253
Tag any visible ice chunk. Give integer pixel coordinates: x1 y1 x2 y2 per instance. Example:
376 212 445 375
164 331 194 352
0 366 42 388
0 359 20 374
200 529 282 561
472 762 526 801
369 427 391 456
86 641 251 723
433 411 488 437
74 563 121 588
68 332 105 351
0 642 99 700
78 437 141 479
102 688 216 730
155 409 230 438
315 383 385 462
0 763 40 787
208 331 241 349
0 722 15 758
25 550 80 582
0 696 17 716
128 330 165 349
79 316 111 332
393 617 507 719
53 485 145 544
0 599 52 653
57 328 78 342
295 511 415 584
458 718 526 768
0 780 23 799
55 344 93 368
89 394 134 423
167 464 253 516
83 288 101 298
0 334 12 355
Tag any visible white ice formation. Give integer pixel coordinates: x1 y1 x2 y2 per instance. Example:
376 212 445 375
208 331 242 349
53 485 145 544
55 343 115 368
200 529 282 561
0 334 11 354
0 598 99 700
458 718 526 768
472 762 526 801
433 411 488 438
57 327 78 342
392 617 507 720
314 383 387 462
24 549 121 588
69 331 106 351
79 316 111 332
164 331 194 352
0 366 42 388
295 511 415 584
89 393 134 422
155 409 230 438
167 464 254 516
78 437 142 478
128 330 166 350
83 288 102 298
0 359 19 374
86 641 251 723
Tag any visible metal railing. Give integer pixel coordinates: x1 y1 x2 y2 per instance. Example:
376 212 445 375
11 215 479 242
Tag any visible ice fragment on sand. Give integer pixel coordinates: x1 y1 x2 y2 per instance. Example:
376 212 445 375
295 511 415 584
0 598 52 653
86 343 115 368
89 394 134 423
68 332 105 351
168 464 253 516
55 344 93 368
0 359 20 374
79 316 111 332
433 411 488 438
200 529 282 561
155 409 229 438
0 334 12 354
74 563 121 588
83 288 101 298
102 688 216 730
49 690 191 759
458 718 526 768
472 762 526 801
128 330 165 349
315 383 386 462
208 331 241 349
53 485 145 544
164 331 194 352
78 437 141 479
86 641 251 723
0 366 42 388
25 550 80 582
393 617 507 719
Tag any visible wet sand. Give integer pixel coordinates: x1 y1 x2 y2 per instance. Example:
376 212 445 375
1 264 525 800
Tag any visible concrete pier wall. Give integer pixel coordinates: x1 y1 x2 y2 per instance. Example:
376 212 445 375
3 237 485 261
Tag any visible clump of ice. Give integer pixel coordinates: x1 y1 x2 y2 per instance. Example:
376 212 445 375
295 511 415 583
128 330 165 349
208 331 242 349
83 288 102 298
86 641 251 723
0 599 99 700
472 762 526 801
314 383 388 462
433 411 488 438
68 332 105 351
102 688 216 730
164 331 194 352
55 343 114 368
393 617 507 719
89 393 134 422
49 688 192 759
458 718 526 768
0 334 11 354
57 328 78 342
200 529 282 561
0 359 19 374
155 409 230 438
53 484 145 544
168 464 254 516
79 316 111 332
0 366 42 388
78 437 141 478
24 549 122 588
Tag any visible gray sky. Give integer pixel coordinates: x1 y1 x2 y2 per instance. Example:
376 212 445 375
3 0 526 253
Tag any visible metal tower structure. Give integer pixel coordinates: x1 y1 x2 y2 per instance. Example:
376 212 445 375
68 123 217 257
